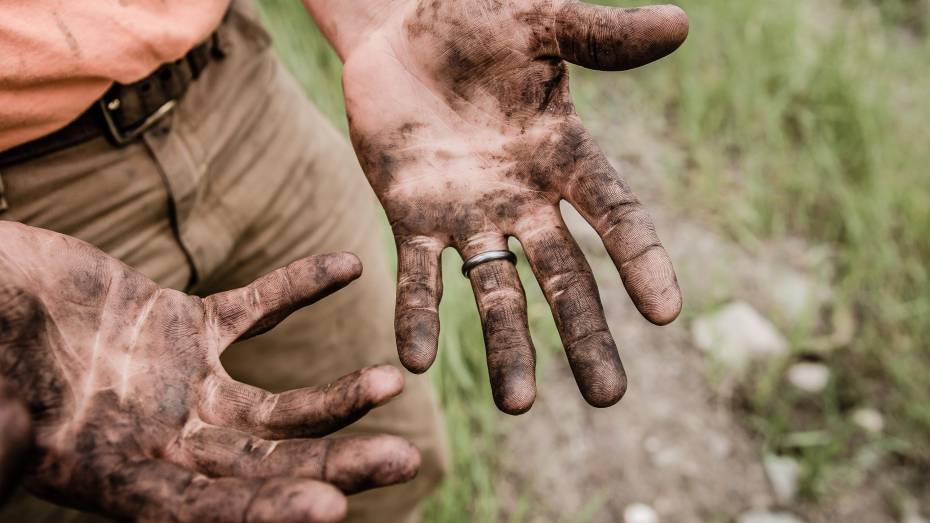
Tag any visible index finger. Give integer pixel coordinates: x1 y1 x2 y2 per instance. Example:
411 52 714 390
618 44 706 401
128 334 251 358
204 252 363 348
563 127 682 325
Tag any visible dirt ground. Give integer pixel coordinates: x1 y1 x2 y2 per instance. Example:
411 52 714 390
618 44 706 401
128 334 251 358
494 104 906 523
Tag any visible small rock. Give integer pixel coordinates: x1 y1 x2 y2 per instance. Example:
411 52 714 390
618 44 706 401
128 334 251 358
854 446 882 471
828 304 856 348
643 435 663 454
652 447 682 468
901 496 928 523
708 432 732 459
764 454 800 503
769 269 832 324
737 511 808 523
624 502 658 523
692 302 789 374
786 362 831 393
852 408 884 434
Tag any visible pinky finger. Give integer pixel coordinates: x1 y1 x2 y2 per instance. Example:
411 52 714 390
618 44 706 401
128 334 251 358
394 236 445 373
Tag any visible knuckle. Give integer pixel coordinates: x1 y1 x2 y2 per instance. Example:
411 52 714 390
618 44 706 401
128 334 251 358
481 286 524 304
620 242 664 269
545 267 590 296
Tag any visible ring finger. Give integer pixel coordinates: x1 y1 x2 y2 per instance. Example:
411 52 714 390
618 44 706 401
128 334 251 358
460 235 537 415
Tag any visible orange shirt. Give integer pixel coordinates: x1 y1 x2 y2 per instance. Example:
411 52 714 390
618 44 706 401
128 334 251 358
0 1 230 152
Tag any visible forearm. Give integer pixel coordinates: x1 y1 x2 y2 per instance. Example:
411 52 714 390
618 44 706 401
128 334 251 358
301 0 407 61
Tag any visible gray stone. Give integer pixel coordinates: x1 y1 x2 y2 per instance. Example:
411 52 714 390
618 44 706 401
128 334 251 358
786 362 831 393
901 496 928 523
692 302 789 374
737 511 808 523
767 267 833 325
764 454 800 503
852 408 885 435
624 503 659 523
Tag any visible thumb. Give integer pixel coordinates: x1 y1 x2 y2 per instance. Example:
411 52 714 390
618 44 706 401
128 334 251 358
205 252 363 348
554 2 689 71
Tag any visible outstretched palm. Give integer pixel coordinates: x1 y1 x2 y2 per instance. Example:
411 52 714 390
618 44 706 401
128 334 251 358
0 222 419 523
344 0 688 413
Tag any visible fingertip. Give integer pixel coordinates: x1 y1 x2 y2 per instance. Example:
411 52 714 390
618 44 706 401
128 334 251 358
490 371 537 415
494 386 536 416
400 350 434 374
395 315 439 374
306 485 348 523
364 365 405 406
629 5 689 62
388 437 422 483
581 370 628 408
285 252 362 299
404 441 422 481
629 265 682 326
300 482 347 523
566 330 627 408
330 251 363 282
619 245 682 326
643 286 683 326
659 4 690 47
326 436 421 494
246 479 347 523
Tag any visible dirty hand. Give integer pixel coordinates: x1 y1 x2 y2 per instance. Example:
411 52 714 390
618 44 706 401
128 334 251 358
326 0 688 413
0 222 419 523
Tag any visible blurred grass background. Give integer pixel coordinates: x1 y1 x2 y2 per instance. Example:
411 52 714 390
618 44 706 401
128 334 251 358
597 0 930 503
256 0 929 519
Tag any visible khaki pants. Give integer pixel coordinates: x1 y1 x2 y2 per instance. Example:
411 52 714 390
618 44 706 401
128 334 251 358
0 4 447 522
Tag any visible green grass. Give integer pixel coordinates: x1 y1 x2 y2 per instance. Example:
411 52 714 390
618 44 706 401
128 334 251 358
257 0 929 515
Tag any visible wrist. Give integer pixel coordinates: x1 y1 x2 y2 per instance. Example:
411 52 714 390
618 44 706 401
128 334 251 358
301 0 414 61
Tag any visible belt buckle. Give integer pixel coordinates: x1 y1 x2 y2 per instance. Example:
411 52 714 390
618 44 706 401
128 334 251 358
98 98 177 146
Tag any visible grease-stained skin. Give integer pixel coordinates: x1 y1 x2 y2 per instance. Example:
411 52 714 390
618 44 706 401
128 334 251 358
341 0 688 413
0 222 420 523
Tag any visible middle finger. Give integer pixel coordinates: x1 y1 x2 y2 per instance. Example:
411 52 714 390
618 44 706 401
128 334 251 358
515 208 626 408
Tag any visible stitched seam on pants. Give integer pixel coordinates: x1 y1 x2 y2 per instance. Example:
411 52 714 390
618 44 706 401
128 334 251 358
142 122 203 291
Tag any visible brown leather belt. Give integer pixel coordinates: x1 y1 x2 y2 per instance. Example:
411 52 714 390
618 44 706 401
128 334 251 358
0 32 226 169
